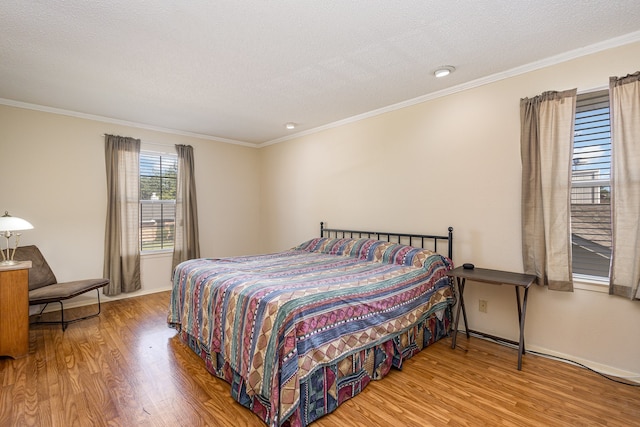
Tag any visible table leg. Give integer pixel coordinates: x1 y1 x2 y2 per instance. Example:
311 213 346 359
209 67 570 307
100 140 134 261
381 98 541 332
460 279 470 339
516 286 530 370
515 287 525 354
451 277 469 349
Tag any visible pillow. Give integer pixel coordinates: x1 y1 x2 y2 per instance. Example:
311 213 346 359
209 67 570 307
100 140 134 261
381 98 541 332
295 237 437 268
352 239 436 268
293 237 355 255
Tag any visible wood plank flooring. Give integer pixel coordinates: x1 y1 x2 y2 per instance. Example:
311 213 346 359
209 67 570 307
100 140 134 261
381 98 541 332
1 291 638 426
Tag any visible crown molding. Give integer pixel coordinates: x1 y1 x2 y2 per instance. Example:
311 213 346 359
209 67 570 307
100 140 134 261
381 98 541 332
259 30 640 148
0 98 256 148
2 30 639 150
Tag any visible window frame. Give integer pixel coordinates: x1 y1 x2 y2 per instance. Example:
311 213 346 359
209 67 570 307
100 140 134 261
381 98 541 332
570 89 611 283
139 150 178 254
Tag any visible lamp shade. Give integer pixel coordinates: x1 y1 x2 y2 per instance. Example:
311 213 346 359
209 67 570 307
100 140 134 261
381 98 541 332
0 211 34 231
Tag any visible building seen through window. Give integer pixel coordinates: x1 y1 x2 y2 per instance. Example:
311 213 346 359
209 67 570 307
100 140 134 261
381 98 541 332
140 152 177 252
571 90 611 279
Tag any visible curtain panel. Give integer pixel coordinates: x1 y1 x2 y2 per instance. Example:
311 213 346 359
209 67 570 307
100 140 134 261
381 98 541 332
172 144 201 271
520 89 577 291
103 135 141 296
609 72 640 300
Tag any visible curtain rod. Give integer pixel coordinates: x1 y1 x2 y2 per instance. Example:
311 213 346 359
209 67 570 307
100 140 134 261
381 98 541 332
102 134 178 149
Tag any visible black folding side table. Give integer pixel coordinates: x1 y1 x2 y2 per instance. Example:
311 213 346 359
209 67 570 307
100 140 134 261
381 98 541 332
446 266 537 370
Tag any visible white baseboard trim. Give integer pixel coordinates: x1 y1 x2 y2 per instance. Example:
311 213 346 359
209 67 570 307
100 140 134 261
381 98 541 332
30 285 172 315
527 343 640 383
462 329 640 383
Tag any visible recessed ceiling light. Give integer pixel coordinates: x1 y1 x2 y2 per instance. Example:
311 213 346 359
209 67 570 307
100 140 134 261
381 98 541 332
285 122 296 130
434 66 455 78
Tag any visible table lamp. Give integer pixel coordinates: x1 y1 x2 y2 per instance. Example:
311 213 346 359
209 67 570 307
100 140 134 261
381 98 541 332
0 211 34 266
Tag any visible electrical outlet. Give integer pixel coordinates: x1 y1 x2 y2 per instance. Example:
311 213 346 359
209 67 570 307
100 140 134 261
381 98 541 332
479 299 488 313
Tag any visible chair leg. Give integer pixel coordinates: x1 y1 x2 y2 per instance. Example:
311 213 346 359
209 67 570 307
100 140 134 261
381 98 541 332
30 289 103 331
36 303 50 317
59 301 65 331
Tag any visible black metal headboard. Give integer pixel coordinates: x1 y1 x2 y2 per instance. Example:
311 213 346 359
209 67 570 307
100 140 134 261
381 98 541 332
320 222 453 260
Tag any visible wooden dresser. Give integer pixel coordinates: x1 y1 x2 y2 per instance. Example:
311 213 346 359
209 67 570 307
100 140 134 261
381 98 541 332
0 261 31 358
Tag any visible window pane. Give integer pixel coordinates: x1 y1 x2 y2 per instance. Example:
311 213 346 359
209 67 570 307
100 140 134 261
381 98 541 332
140 152 177 251
571 90 611 279
571 185 611 277
140 153 177 201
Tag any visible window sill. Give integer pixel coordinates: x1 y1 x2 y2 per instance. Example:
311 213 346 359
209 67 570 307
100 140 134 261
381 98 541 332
573 275 609 293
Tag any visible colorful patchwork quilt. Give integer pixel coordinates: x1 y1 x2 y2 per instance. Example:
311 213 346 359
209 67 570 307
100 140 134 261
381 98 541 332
168 237 454 426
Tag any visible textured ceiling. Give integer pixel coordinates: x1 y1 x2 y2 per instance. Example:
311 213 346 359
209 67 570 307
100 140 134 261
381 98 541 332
2 1 640 145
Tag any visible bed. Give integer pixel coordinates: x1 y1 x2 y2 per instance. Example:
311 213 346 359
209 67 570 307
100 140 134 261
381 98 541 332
168 223 455 426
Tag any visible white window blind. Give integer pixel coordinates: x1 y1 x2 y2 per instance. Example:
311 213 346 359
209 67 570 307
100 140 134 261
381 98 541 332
571 90 611 279
140 152 177 252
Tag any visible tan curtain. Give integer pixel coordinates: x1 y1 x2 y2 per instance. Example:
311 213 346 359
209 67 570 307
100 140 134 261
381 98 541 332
104 135 141 296
172 144 200 271
609 72 640 300
520 89 576 291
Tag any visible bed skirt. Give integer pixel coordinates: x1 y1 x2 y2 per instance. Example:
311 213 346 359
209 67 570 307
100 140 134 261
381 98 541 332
176 305 452 427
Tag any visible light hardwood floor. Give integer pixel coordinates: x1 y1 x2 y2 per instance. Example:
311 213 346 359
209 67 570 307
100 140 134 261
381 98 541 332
1 291 638 426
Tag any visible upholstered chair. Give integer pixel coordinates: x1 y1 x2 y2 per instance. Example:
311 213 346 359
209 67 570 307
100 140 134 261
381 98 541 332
13 245 109 331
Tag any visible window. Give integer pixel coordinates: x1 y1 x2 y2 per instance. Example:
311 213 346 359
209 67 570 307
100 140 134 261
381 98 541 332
571 90 611 279
140 151 177 252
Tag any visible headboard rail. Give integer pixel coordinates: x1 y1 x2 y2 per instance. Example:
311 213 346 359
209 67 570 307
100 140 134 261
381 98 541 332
320 222 453 260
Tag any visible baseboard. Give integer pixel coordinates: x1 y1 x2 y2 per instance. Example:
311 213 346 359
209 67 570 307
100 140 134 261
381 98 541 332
460 328 640 383
30 285 173 315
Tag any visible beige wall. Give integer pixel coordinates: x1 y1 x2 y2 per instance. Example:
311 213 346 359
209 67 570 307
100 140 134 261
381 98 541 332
259 42 640 376
1 41 638 376
0 105 261 305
